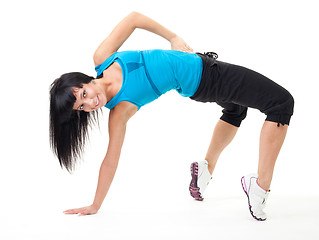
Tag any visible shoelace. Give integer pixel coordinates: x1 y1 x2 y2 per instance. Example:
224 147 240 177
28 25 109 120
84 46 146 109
260 198 266 209
259 191 270 209
204 52 218 60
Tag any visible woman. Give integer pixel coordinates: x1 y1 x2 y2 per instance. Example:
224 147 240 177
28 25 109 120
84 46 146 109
50 12 294 221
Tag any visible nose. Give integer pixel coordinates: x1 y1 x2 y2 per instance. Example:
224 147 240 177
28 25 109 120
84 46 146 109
84 97 95 111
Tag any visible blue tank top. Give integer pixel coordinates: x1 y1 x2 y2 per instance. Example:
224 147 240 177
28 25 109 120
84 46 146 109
95 49 203 111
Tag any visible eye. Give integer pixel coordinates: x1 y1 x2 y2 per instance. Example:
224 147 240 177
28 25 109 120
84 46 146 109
79 91 86 110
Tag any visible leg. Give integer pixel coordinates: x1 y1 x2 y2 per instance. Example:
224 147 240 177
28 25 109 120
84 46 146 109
189 118 239 201
210 61 293 190
205 119 239 174
257 121 288 191
205 101 247 174
241 120 290 221
190 55 294 220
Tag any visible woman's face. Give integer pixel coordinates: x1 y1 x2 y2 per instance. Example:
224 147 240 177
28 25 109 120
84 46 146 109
72 81 107 112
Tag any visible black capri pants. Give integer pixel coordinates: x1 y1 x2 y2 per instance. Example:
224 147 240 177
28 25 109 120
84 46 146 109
190 53 294 127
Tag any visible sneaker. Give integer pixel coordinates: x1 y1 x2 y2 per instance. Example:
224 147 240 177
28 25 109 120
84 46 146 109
241 173 270 221
189 160 212 201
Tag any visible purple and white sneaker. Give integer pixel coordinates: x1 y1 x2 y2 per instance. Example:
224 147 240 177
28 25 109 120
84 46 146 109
241 173 270 221
189 160 212 201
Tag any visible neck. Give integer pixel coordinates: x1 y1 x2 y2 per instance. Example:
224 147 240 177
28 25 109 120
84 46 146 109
96 63 123 104
95 76 114 103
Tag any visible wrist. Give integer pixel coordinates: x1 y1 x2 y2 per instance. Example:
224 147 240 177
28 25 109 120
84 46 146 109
91 202 101 210
170 34 182 45
169 33 178 42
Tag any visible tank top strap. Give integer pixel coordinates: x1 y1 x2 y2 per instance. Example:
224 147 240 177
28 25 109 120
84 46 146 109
95 52 118 77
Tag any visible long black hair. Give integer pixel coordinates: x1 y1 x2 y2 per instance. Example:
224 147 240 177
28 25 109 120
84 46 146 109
49 72 100 173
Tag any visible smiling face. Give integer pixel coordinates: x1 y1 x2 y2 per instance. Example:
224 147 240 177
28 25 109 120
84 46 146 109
72 81 107 112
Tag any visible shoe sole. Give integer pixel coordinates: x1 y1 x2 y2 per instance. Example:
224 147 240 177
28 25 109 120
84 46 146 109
189 162 203 201
241 176 266 221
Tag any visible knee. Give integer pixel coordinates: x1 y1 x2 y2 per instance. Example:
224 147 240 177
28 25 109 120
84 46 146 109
289 93 294 110
265 91 294 126
284 91 294 115
282 92 294 126
271 89 294 115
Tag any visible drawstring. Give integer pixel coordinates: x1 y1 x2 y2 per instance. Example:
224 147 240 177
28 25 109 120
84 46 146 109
204 52 218 60
277 115 281 127
277 115 285 127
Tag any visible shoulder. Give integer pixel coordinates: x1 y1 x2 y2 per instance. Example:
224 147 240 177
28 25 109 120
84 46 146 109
94 50 135 67
109 101 138 124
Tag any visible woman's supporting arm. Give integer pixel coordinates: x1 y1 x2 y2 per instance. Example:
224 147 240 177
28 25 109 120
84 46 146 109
93 11 193 66
91 111 127 210
63 105 133 216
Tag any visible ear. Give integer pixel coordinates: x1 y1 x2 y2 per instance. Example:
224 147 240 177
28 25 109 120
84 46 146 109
72 87 80 92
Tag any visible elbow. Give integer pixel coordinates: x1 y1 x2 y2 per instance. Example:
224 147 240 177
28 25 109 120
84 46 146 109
127 11 140 21
128 11 142 28
130 11 140 17
93 51 103 65
101 158 118 170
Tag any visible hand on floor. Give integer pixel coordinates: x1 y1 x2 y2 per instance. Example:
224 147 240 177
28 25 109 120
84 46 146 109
63 204 99 216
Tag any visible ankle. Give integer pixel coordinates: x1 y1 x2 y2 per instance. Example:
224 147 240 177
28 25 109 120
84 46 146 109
204 159 215 175
257 178 270 192
207 165 214 175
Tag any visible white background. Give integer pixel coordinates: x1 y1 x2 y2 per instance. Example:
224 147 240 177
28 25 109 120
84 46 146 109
1 0 318 239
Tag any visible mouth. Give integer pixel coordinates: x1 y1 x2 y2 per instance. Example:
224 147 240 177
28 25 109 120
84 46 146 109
95 96 100 107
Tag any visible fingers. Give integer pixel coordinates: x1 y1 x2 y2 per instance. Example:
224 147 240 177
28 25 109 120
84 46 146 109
78 211 89 216
182 45 194 53
170 36 193 53
63 207 86 215
179 42 193 53
78 209 90 216
186 44 194 52
185 46 194 53
63 206 97 216
173 45 193 53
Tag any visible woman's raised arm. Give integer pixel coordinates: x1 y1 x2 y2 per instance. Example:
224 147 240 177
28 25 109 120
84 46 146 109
93 11 193 66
